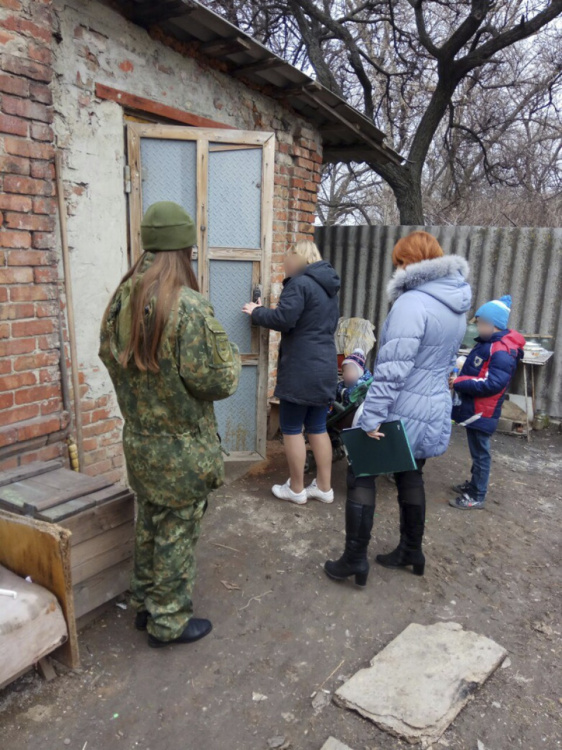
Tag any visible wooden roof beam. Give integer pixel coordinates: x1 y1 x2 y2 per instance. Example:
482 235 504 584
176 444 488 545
199 36 252 57
232 56 287 77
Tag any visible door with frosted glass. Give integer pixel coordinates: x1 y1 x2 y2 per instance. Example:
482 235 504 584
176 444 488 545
127 124 274 458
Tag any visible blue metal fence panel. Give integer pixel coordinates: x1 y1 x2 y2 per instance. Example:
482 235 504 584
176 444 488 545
315 225 562 418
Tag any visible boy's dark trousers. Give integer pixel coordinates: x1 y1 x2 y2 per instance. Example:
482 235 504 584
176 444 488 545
466 428 492 501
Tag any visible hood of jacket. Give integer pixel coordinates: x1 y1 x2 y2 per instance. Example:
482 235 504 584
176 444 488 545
387 255 471 315
303 260 341 298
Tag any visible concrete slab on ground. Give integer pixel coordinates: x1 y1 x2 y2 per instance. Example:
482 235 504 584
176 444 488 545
335 621 507 747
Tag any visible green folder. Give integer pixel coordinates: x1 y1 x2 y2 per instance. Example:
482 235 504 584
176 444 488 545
341 420 417 476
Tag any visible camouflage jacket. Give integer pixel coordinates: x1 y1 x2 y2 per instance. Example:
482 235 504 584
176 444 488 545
99 257 241 507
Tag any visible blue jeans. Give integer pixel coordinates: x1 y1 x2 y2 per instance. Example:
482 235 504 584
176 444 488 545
466 428 491 501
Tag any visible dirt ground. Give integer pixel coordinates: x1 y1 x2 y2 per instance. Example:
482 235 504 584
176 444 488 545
1 427 561 750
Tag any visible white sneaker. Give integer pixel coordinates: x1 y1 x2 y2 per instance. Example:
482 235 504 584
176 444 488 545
272 479 307 505
306 479 334 504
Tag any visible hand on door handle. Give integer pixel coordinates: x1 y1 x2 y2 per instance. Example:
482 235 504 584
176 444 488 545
242 298 262 315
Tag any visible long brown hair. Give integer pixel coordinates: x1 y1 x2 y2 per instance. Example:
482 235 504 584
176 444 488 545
116 248 198 372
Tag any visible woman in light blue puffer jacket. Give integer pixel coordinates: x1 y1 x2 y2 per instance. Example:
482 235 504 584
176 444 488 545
325 231 471 585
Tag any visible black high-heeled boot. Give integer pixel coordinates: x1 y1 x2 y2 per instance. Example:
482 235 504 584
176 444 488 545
324 501 374 587
376 504 425 575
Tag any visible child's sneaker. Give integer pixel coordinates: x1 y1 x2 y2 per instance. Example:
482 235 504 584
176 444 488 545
449 492 486 510
452 480 472 495
272 479 307 505
305 479 334 504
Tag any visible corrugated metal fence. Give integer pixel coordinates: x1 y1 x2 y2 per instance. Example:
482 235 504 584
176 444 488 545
315 225 562 418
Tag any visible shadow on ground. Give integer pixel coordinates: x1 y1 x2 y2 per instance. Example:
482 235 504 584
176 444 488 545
1 427 561 750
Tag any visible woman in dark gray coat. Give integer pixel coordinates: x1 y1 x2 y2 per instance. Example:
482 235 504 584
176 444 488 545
243 241 340 505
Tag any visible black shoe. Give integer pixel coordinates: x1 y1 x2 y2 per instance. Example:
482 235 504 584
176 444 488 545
324 501 374 587
135 610 149 631
452 480 472 495
148 618 213 648
449 493 486 510
376 504 425 576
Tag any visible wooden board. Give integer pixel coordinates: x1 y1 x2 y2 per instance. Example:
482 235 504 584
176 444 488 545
73 558 133 620
58 491 134 545
0 460 63 488
0 509 79 668
39 486 132 524
0 468 112 516
71 520 135 585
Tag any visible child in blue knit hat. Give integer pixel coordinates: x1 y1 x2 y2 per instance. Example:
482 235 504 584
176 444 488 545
450 295 525 509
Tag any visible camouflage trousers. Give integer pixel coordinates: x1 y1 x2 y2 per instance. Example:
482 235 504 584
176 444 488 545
130 496 208 641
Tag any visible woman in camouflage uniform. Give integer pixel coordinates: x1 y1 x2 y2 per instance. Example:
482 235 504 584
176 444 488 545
100 201 240 648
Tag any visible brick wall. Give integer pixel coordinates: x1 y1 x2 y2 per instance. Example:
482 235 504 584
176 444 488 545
0 0 324 477
0 0 68 471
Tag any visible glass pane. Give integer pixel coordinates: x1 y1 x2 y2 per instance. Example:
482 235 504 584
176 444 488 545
208 146 262 248
214 366 257 453
209 259 253 353
140 138 197 219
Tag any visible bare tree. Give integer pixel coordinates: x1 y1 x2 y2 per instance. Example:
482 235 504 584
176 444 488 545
208 1 562 225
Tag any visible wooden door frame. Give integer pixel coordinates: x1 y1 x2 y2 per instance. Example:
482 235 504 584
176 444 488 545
126 123 275 459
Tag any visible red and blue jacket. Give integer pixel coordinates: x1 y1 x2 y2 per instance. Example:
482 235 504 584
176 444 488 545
452 329 525 434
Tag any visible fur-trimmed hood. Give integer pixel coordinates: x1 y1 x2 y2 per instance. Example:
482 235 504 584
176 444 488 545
387 255 471 314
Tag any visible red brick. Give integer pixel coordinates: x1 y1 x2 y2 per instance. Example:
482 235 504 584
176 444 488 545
0 230 32 249
0 16 51 44
2 94 52 123
38 365 59 383
37 333 57 350
35 302 57 317
32 196 56 214
16 415 60 441
3 403 40 425
28 42 52 67
41 397 62 415
4 136 54 160
0 194 32 213
0 302 34 320
0 266 33 283
7 248 52 265
13 350 57 371
0 154 30 176
15 383 60 405
36 443 65 462
0 288 7 303
0 360 12 374
30 160 55 179
0 322 9 338
10 284 55 301
2 55 52 83
0 1 22 12
32 232 55 249
33 266 57 283
0 371 36 391
0 73 29 96
83 418 121 438
4 174 52 196
28 81 52 105
0 427 18 450
83 459 112 477
5 212 53 231
30 122 53 141
12 318 54 338
0 112 28 136
0 392 14 410
82 437 99 452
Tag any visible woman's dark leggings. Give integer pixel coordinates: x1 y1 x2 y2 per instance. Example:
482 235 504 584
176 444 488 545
346 460 427 508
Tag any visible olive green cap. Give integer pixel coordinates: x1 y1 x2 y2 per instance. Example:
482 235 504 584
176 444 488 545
140 201 197 251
